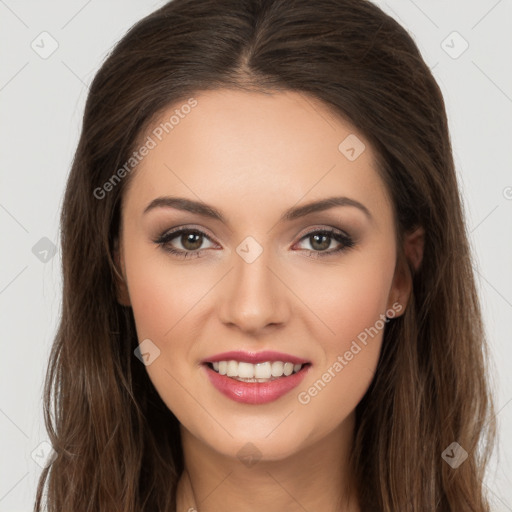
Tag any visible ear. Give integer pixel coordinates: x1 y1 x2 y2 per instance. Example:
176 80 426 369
113 237 131 307
386 226 425 317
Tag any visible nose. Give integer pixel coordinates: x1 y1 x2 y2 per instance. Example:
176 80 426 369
217 248 291 334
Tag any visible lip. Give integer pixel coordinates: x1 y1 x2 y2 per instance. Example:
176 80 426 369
201 350 310 365
202 361 312 405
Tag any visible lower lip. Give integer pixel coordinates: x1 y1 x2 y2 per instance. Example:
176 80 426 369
203 364 311 404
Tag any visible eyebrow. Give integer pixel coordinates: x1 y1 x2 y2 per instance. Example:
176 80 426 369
143 195 373 223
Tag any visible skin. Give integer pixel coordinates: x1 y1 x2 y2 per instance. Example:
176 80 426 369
114 89 424 512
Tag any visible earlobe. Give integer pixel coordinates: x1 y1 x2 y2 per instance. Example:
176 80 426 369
386 225 425 316
113 239 131 307
386 256 409 318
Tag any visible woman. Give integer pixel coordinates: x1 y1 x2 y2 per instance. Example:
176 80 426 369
34 0 497 510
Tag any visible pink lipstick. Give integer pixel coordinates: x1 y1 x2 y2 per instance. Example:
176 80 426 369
201 350 311 404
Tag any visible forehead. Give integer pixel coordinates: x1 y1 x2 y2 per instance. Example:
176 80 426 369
122 89 393 224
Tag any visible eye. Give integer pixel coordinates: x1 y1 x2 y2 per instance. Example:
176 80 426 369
154 226 355 260
293 228 355 258
154 227 217 259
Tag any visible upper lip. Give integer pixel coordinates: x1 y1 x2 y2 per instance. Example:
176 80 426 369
202 350 310 365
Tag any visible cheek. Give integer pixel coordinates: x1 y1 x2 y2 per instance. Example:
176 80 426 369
327 266 392 343
293 249 396 351
128 275 178 339
124 248 208 340
124 252 206 422
291 250 395 427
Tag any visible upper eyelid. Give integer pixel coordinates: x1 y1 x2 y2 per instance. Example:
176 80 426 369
157 225 216 240
298 225 351 238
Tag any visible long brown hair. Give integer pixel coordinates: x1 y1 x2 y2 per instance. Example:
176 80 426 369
34 0 497 510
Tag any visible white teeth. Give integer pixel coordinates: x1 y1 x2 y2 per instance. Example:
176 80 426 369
254 362 271 379
226 360 238 377
271 361 283 376
238 362 254 378
209 360 304 380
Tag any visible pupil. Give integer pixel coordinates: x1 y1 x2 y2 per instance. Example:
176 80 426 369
311 234 329 251
183 232 202 250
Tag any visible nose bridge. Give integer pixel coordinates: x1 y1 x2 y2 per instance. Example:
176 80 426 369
218 238 288 331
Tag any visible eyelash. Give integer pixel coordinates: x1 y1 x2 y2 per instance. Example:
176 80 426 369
154 226 355 260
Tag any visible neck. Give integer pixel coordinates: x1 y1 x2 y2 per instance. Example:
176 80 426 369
175 412 360 512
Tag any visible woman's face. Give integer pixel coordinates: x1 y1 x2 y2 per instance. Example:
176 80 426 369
116 89 409 462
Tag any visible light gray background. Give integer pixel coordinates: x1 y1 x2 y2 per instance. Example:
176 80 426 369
1 0 511 510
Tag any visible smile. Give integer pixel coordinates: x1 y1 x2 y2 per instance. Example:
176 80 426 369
208 360 304 382
201 351 312 404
